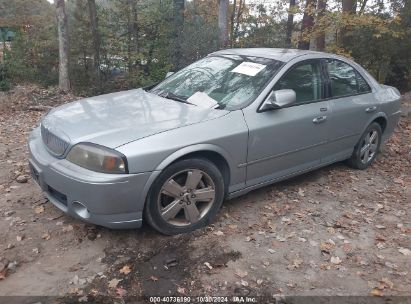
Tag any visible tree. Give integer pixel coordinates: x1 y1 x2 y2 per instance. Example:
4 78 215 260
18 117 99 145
172 0 185 69
315 0 327 51
55 0 70 91
87 0 101 90
218 0 229 48
298 0 316 50
285 0 296 47
340 0 356 46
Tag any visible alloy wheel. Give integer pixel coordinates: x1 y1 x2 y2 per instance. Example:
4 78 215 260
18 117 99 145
360 130 379 164
157 169 216 226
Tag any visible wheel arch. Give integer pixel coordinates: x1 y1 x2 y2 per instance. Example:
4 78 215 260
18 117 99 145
139 144 234 206
372 116 387 133
361 112 388 137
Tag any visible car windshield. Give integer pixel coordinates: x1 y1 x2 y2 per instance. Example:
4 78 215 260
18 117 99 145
151 55 283 110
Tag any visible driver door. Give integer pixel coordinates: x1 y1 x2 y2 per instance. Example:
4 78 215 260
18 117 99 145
243 59 331 187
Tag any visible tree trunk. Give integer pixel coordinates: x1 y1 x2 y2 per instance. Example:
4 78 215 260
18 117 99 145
130 0 138 53
340 0 356 46
315 0 326 51
230 0 237 47
172 0 185 70
298 0 317 50
55 0 70 91
87 0 101 90
285 0 296 48
234 0 244 42
218 0 229 48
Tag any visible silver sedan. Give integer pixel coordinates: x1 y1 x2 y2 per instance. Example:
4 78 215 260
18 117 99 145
28 48 401 234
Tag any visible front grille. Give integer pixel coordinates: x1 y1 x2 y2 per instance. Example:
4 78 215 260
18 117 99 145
41 124 69 157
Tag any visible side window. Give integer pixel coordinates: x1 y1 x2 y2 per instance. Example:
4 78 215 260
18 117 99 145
327 59 371 97
274 62 322 104
357 72 371 93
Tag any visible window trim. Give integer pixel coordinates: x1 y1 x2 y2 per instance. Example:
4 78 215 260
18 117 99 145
257 59 327 112
323 58 372 101
257 57 374 112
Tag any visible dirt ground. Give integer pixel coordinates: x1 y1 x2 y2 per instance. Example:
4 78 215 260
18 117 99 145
0 86 410 302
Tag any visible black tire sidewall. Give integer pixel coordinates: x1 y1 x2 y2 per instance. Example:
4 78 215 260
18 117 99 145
350 122 382 170
145 158 225 235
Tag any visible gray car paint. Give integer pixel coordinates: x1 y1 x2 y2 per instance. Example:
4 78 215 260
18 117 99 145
28 48 401 229
42 88 228 150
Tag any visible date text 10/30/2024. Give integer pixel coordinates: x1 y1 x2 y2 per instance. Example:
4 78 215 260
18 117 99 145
149 296 258 303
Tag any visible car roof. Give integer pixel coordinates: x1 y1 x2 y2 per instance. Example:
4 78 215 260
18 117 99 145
211 48 331 63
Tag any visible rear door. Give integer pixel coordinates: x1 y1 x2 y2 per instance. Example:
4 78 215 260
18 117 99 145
244 59 331 187
322 59 377 163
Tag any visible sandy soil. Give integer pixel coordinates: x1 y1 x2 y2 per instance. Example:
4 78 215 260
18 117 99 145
0 86 410 302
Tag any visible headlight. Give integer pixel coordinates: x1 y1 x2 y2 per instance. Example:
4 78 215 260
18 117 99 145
66 143 128 174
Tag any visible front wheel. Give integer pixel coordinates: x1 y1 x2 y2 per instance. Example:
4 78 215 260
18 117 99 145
144 158 225 235
348 122 382 170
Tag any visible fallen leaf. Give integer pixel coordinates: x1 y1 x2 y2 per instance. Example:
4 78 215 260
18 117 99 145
62 225 74 232
375 235 386 242
398 247 411 256
116 287 127 297
370 288 384 297
16 235 24 242
34 205 45 214
330 256 342 265
119 265 131 275
204 262 213 270
393 178 404 186
380 277 394 289
149 276 159 282
245 236 254 242
177 286 186 294
213 230 224 236
108 278 121 289
320 241 335 253
42 233 51 240
241 279 249 287
234 269 248 278
256 279 263 285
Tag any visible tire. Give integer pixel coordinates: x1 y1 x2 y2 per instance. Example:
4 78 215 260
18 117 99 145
348 122 382 170
144 158 225 235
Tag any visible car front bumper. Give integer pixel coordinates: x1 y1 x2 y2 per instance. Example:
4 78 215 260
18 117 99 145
28 127 151 229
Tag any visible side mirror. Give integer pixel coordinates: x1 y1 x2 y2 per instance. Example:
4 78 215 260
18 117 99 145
260 89 296 111
165 71 174 78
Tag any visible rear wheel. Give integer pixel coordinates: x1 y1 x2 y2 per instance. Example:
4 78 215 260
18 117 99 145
144 158 225 235
348 122 382 169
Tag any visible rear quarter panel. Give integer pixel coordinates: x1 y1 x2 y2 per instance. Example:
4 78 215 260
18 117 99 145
374 85 402 143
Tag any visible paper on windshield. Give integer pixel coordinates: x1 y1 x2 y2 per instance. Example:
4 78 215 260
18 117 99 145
231 62 266 76
187 92 219 108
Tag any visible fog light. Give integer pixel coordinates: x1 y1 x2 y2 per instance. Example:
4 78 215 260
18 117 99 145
72 201 90 219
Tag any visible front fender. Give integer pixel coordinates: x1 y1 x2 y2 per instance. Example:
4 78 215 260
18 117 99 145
155 143 234 171
137 143 237 211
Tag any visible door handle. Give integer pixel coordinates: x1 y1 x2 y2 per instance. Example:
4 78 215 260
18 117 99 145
365 106 377 113
313 116 327 124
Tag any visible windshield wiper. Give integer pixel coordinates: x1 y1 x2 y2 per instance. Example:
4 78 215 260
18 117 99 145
161 92 194 105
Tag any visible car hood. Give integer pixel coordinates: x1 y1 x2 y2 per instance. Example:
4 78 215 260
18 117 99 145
41 89 228 148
